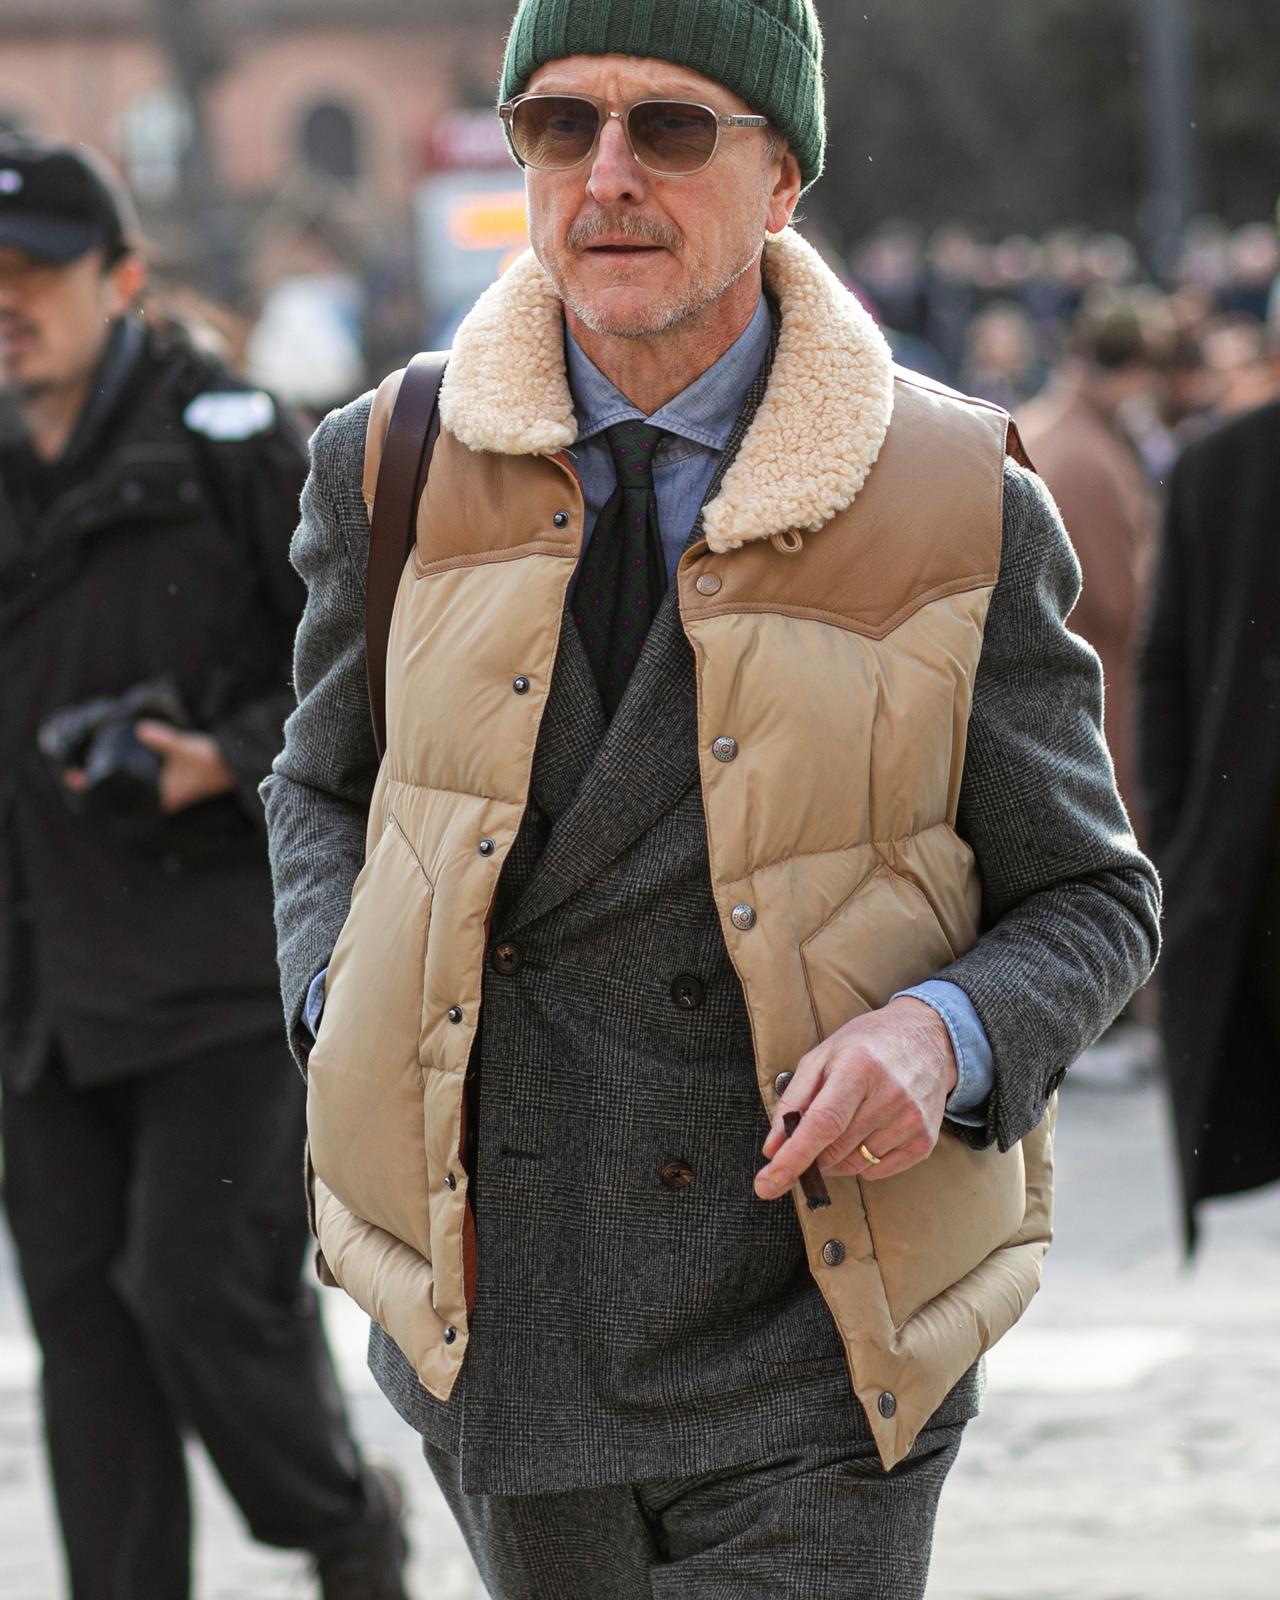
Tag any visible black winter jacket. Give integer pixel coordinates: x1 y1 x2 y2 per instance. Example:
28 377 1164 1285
1137 397 1280 1241
0 320 307 1089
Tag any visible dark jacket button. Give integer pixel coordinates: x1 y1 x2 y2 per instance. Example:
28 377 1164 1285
878 1390 897 1418
491 941 524 976
659 1160 695 1191
670 973 705 1010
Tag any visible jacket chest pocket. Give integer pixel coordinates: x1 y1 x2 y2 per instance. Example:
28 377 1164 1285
305 814 436 1259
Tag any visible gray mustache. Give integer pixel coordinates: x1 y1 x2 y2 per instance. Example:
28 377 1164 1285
566 214 682 252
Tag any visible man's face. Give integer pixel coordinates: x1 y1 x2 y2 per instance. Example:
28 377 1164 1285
0 244 137 401
522 54 799 341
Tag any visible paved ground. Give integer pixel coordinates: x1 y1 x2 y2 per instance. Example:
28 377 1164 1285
2 1039 1277 1598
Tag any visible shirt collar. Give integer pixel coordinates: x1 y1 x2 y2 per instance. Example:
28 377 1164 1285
566 294 772 453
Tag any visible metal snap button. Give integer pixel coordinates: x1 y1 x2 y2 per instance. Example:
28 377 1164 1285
445 1172 457 1191
447 1006 463 1024
513 676 530 694
878 1391 897 1418
730 904 756 931
773 1070 794 1096
443 1326 458 1344
821 1239 846 1267
553 511 569 528
712 736 738 763
478 838 496 856
695 573 722 596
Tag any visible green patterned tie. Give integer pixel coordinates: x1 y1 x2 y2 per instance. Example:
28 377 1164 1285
571 420 669 716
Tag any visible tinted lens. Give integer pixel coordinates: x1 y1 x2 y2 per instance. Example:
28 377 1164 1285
510 97 600 168
628 101 719 173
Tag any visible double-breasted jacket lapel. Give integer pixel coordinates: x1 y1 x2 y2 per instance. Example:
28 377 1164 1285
501 582 701 935
525 609 607 825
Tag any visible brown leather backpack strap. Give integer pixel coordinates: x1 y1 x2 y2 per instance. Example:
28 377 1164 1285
366 351 447 758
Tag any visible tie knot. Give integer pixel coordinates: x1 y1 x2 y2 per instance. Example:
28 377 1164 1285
604 420 664 489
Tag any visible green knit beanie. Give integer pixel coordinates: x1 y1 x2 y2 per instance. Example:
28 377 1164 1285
499 0 825 188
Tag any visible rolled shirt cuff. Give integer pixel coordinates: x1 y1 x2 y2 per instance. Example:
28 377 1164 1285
893 978 995 1128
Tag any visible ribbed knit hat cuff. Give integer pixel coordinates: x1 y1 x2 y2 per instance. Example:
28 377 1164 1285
500 0 825 187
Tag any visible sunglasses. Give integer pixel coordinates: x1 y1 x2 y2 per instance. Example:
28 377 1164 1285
498 94 770 177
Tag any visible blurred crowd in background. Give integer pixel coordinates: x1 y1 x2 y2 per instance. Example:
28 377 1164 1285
851 214 1280 441
844 209 1279 833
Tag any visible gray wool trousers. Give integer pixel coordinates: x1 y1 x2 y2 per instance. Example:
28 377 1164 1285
423 1421 964 1599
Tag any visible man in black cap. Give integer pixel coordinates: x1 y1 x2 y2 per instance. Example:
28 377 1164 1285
0 135 410 1600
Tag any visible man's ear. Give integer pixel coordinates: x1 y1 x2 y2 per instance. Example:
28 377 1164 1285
105 251 148 314
766 147 803 235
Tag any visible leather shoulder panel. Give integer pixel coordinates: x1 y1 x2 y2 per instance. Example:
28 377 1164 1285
682 373 1009 639
411 432 583 576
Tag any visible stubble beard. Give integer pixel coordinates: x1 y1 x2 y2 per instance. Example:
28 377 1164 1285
549 211 764 341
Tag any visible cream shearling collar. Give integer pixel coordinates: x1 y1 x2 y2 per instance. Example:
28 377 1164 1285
438 227 895 553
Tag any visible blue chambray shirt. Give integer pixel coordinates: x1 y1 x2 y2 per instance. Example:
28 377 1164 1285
310 298 995 1125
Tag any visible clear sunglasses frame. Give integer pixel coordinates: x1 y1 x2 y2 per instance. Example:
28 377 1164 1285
497 93 770 177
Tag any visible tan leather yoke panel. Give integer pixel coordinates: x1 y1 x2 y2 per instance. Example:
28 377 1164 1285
412 432 584 577
680 376 1008 639
363 368 584 577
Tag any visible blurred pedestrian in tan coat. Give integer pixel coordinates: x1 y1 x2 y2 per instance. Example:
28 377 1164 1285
1020 297 1157 827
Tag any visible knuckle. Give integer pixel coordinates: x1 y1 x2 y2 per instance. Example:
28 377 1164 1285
805 1105 846 1145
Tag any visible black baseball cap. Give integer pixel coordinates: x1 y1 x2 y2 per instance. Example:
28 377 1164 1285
0 134 139 264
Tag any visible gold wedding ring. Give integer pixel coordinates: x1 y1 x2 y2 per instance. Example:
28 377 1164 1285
858 1143 881 1166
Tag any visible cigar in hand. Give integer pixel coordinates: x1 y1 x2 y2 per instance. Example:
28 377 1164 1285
782 1110 832 1211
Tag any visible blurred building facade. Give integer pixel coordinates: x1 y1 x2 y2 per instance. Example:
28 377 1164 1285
0 0 516 391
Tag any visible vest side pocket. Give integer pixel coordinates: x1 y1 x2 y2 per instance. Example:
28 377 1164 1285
306 814 436 1261
799 862 1028 1326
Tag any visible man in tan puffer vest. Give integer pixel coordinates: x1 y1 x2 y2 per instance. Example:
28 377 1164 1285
263 1 1160 1594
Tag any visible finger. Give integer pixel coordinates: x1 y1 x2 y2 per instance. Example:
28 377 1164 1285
755 1079 866 1200
760 1060 826 1160
133 719 181 753
825 1129 936 1182
818 1103 917 1173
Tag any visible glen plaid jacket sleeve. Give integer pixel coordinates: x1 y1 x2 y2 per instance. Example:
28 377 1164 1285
934 460 1161 1153
261 394 379 1067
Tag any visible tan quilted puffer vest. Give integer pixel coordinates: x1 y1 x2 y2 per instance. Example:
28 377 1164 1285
306 229 1054 1471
